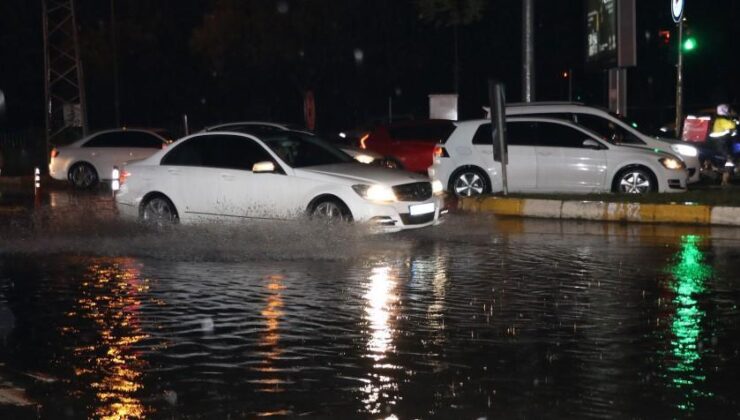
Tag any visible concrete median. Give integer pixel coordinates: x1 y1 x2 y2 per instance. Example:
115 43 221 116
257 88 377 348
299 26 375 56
459 196 740 226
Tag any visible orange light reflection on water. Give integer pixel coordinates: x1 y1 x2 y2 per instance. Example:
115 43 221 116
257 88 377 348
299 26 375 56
64 258 149 420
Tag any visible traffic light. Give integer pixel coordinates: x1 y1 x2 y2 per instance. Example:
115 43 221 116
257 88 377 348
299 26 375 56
658 30 671 46
682 36 697 52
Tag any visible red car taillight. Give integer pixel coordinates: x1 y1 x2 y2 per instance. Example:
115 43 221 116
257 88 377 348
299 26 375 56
359 133 370 150
119 169 131 185
433 145 449 158
50 148 59 158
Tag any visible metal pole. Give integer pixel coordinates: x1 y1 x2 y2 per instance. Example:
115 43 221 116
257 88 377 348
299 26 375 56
675 19 684 136
111 0 121 127
388 96 392 124
522 0 535 102
568 68 573 102
489 80 508 195
42 0 51 163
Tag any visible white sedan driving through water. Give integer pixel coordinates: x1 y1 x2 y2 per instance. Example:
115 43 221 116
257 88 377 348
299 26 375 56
114 130 445 232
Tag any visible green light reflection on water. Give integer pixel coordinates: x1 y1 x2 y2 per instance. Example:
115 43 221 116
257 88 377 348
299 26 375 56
666 234 713 411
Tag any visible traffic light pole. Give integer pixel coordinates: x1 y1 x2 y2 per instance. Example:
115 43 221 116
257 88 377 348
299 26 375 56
675 18 684 136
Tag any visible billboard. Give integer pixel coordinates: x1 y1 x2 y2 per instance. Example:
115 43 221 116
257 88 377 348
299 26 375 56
586 0 617 66
586 0 636 69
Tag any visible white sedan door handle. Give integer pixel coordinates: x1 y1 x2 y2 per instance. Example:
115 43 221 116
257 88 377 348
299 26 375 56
221 174 235 181
167 168 180 175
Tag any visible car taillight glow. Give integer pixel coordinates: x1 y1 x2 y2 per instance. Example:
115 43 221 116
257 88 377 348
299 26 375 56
359 133 370 150
433 145 449 158
50 148 59 158
119 169 131 184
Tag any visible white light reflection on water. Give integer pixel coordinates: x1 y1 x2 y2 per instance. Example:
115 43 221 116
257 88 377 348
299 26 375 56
361 265 401 415
365 266 397 360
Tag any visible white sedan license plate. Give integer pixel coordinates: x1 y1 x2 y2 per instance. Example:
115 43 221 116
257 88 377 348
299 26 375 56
409 203 435 216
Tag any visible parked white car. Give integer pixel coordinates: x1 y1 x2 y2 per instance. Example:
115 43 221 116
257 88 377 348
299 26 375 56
429 117 688 196
115 130 445 232
49 129 167 188
202 121 384 165
501 103 701 183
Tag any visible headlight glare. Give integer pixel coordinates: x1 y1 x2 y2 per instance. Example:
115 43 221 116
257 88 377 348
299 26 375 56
671 144 698 157
352 184 397 202
660 157 685 170
354 153 375 164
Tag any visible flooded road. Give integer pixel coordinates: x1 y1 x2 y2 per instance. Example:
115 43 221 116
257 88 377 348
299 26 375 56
1 195 739 418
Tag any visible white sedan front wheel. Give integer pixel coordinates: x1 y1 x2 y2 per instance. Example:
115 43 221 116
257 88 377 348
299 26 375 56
311 199 353 222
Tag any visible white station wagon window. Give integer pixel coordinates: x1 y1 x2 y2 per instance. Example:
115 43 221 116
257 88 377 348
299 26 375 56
536 122 593 148
472 122 539 146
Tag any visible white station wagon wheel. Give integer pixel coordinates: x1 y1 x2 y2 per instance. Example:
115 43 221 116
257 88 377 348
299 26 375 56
451 168 489 197
615 168 656 194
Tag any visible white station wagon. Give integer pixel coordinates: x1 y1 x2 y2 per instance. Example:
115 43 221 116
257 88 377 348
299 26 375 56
49 129 168 188
115 130 445 232
429 117 688 196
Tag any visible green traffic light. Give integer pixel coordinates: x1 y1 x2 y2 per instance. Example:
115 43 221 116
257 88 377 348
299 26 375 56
683 37 697 52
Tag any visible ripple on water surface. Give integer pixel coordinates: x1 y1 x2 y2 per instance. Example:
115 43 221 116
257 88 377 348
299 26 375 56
1 214 740 418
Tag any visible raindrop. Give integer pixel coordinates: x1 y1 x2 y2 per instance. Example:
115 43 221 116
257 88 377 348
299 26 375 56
164 390 178 406
354 48 364 65
276 0 289 14
201 317 215 333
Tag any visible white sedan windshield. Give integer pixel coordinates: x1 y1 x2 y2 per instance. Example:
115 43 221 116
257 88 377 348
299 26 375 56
262 132 354 168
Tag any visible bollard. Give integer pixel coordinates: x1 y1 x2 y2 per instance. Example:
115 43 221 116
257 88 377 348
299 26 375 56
34 167 41 208
111 166 120 195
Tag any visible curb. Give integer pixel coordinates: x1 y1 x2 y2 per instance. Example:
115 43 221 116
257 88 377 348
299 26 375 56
459 196 740 226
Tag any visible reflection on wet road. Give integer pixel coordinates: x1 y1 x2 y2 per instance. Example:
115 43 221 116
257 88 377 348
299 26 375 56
1 212 740 418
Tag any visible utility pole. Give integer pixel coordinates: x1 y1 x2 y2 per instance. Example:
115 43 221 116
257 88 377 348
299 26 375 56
672 0 686 135
674 18 684 135
522 0 535 102
111 0 121 127
43 0 88 156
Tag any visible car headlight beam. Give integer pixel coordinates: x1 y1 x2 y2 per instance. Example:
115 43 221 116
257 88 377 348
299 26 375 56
354 153 376 164
660 157 685 170
352 184 397 202
671 144 698 157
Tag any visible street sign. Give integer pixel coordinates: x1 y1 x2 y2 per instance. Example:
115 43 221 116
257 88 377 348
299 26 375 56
671 0 684 23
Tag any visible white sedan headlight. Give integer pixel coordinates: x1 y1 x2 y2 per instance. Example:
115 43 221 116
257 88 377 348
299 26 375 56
353 153 376 164
352 184 397 202
432 180 444 195
660 157 686 170
671 144 698 157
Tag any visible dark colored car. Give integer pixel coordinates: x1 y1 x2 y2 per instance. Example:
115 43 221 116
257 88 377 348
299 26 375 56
360 120 456 174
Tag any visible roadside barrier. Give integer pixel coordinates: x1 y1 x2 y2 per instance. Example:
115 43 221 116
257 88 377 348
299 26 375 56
459 196 740 227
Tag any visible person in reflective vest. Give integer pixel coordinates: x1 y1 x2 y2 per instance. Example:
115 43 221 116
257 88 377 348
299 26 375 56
709 104 737 186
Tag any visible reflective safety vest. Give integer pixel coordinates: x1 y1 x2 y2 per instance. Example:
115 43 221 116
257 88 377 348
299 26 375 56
710 117 737 138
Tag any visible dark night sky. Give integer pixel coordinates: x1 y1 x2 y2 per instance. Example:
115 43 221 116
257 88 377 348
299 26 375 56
1 0 738 135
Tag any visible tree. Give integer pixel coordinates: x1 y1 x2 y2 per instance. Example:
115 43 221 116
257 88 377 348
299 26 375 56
416 0 488 93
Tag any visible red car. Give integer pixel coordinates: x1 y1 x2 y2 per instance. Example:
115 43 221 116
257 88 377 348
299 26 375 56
360 120 456 174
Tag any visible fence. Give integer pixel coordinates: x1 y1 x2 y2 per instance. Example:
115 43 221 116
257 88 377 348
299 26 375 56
0 128 46 176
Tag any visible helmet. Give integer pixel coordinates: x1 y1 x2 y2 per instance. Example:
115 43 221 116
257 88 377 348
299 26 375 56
716 104 729 116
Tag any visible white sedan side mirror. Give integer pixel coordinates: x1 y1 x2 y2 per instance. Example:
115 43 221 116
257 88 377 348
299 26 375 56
582 139 602 149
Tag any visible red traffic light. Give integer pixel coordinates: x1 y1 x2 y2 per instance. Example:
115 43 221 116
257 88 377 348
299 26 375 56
658 30 671 45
